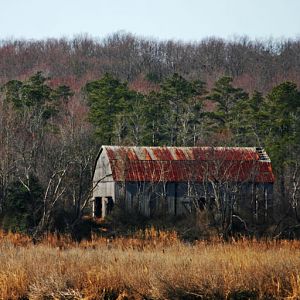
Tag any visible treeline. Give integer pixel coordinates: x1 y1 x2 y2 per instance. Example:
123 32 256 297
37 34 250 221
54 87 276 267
1 33 300 93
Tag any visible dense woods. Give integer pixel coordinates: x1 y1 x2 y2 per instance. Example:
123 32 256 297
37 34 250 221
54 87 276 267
0 33 300 237
1 33 300 92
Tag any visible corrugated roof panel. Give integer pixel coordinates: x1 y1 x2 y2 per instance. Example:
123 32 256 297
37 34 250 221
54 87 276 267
174 148 188 160
192 147 207 160
106 147 116 161
102 146 275 183
127 148 138 161
141 147 152 160
151 147 172 160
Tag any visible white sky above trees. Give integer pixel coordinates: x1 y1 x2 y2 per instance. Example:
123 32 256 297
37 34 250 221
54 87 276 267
0 0 299 41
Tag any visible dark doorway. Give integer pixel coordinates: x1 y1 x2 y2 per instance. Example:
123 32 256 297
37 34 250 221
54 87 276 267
107 197 114 215
94 197 102 218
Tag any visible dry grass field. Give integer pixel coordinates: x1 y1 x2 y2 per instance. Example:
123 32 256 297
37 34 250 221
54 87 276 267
1 229 300 299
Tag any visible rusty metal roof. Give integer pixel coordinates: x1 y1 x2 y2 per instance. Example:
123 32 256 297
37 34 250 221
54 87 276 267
101 146 275 183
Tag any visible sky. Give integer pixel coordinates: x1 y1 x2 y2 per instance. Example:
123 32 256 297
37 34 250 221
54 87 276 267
0 0 299 42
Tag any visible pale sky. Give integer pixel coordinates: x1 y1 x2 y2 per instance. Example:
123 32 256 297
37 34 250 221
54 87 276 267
0 0 299 41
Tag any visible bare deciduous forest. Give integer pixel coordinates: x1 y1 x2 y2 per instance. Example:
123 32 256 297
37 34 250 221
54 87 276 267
1 34 300 91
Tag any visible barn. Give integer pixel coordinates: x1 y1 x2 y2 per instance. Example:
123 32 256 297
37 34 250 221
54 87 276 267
91 146 275 221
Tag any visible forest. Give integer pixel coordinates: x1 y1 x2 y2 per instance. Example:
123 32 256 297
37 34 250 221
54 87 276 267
0 33 300 237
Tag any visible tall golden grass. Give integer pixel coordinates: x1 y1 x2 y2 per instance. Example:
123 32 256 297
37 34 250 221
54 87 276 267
1 229 300 299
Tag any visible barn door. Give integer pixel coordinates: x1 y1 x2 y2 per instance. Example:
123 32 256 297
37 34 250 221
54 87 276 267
94 197 102 218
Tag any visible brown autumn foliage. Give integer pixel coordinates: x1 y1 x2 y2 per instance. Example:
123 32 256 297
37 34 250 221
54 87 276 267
1 34 300 93
1 229 300 299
